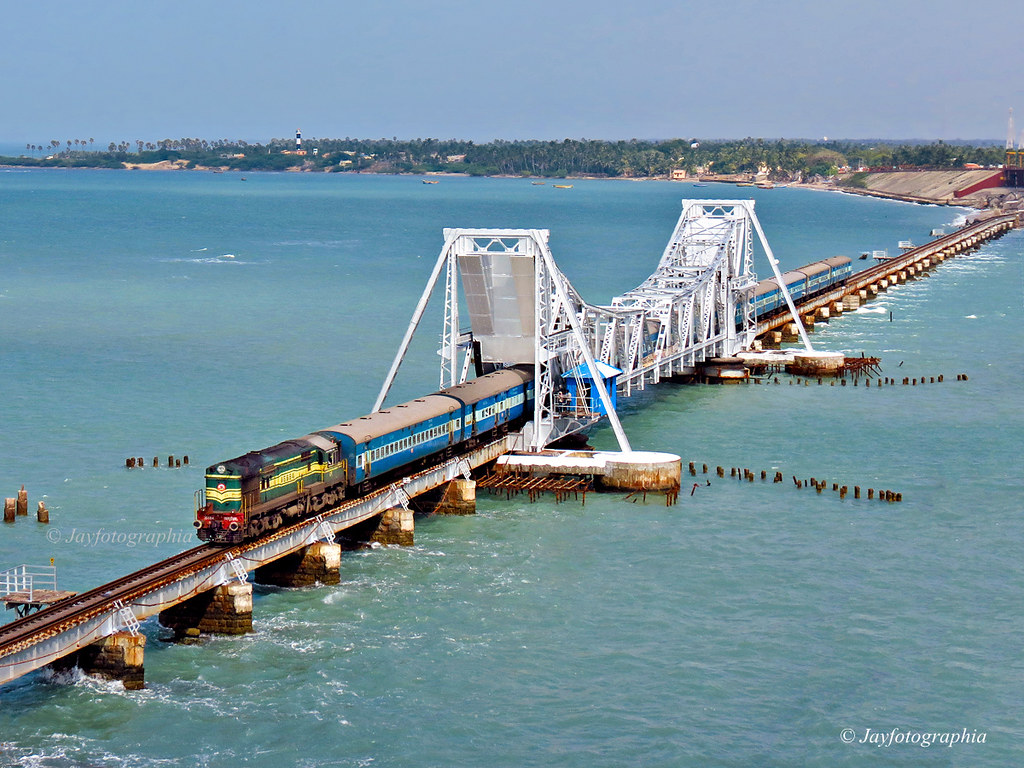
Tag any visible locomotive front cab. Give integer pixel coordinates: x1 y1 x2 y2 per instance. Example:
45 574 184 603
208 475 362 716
196 461 248 544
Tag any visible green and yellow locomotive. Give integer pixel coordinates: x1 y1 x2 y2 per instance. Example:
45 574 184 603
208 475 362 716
196 369 534 544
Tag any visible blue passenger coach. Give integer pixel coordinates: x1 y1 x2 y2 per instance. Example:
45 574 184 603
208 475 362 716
198 368 534 544
743 256 853 323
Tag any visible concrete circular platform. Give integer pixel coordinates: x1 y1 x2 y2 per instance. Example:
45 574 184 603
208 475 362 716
787 350 845 376
596 451 681 491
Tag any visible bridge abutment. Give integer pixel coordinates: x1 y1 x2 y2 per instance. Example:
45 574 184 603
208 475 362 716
254 543 342 588
158 582 253 640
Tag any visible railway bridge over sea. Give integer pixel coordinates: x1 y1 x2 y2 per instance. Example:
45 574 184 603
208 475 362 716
1 200 1015 692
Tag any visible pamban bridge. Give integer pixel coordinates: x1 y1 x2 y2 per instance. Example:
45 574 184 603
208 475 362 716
0 200 1014 691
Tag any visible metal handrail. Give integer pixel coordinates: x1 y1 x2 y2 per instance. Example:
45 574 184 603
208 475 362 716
0 565 57 602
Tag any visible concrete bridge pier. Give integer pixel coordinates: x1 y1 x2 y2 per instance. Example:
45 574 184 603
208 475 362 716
158 583 253 641
842 294 860 311
50 632 146 690
370 506 415 546
254 542 342 588
433 478 477 515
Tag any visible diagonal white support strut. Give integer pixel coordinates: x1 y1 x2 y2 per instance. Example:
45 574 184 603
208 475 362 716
748 207 814 352
373 231 458 413
534 231 631 453
375 202 774 451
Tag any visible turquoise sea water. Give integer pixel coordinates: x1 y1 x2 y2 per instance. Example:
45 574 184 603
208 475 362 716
0 169 1021 767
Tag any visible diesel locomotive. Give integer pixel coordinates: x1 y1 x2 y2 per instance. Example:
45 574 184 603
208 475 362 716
196 368 534 544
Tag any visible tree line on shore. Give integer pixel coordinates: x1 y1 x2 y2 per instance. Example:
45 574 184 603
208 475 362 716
5 136 1007 178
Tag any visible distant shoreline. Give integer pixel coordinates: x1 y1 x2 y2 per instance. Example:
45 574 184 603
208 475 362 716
1 159 1007 211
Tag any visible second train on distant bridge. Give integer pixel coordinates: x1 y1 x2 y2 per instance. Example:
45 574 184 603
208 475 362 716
746 256 853 320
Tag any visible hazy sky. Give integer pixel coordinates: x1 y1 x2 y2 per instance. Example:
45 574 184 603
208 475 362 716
3 0 1021 145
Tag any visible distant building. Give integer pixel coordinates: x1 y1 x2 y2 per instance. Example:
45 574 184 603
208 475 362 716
447 154 467 163
670 169 688 180
1005 149 1024 187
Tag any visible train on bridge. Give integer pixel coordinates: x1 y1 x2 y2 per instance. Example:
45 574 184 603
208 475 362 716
198 254 856 546
743 255 853 322
196 369 535 544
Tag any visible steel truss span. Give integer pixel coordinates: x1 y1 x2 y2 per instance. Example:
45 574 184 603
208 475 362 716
374 200 787 452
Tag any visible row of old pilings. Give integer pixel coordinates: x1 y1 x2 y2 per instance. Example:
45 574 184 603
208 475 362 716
4 486 49 523
126 455 190 469
54 478 479 688
785 373 967 387
689 462 902 502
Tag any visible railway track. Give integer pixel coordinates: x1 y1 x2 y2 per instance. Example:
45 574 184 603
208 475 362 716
0 438 510 669
0 545 227 659
756 216 1015 337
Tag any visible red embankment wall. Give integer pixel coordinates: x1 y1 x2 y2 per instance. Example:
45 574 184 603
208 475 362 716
953 171 1005 198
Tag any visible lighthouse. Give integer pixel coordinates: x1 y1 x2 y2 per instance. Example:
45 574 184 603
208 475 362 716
296 128 302 152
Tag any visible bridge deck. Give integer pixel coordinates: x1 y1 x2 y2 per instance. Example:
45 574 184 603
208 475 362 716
0 435 517 686
756 215 1015 336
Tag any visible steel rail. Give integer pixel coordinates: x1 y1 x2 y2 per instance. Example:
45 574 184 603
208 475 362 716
756 216 1015 336
0 546 224 658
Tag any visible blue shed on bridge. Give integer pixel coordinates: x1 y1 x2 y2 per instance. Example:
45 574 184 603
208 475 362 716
561 361 622 416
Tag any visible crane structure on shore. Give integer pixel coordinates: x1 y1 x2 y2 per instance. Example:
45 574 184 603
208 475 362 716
374 199 803 452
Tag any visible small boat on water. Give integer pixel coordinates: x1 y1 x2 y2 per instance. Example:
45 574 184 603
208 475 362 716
532 181 546 185
693 182 708 187
736 182 755 187
422 179 439 184
553 184 573 189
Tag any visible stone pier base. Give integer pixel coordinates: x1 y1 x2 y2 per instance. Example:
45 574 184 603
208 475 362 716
158 582 253 639
51 632 146 690
787 351 845 377
842 294 860 310
255 542 342 587
433 479 477 515
370 506 414 546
